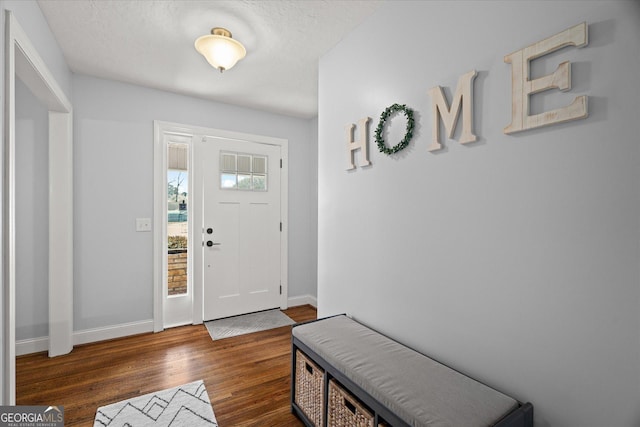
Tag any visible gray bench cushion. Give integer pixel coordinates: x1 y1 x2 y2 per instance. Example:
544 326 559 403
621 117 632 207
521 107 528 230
293 315 518 427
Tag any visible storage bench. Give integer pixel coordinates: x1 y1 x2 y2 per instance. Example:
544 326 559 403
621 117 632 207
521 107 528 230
291 315 533 427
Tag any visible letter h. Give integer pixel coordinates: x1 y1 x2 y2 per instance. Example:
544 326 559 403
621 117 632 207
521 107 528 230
346 117 371 170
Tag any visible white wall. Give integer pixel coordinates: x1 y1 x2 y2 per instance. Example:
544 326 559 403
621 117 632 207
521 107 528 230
73 74 318 331
1 0 6 401
2 1 72 99
15 78 49 341
317 2 640 426
7 1 73 342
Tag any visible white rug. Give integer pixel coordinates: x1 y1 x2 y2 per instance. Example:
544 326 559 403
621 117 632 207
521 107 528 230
94 380 217 427
205 309 295 340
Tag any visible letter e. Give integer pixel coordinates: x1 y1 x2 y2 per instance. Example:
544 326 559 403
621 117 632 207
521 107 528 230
504 22 588 134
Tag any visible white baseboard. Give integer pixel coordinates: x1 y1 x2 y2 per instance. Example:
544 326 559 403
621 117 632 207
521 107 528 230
16 319 155 356
16 337 48 356
73 320 154 346
16 300 316 357
288 294 317 308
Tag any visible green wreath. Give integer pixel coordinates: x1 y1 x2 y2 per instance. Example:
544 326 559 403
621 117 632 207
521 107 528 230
374 103 415 155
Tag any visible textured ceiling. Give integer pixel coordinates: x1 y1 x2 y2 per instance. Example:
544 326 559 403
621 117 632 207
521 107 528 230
37 0 383 118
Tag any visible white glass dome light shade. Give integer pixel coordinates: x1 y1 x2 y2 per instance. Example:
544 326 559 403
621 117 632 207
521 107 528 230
195 27 246 72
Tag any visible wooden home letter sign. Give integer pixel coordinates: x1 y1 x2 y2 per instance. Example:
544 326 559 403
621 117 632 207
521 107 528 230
345 22 589 170
346 117 371 170
504 22 588 134
427 70 477 152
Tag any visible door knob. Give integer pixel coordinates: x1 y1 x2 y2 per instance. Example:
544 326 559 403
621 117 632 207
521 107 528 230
206 240 221 247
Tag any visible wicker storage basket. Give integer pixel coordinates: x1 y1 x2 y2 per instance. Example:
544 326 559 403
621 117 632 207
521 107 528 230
295 350 324 426
328 379 374 427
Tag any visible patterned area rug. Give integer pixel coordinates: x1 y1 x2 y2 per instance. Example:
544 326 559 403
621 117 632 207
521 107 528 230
94 380 217 427
205 309 295 340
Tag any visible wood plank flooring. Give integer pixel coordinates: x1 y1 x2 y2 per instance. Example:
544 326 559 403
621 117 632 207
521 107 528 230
17 305 317 427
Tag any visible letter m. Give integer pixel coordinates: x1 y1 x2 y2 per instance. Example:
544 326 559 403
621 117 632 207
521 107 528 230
427 70 477 151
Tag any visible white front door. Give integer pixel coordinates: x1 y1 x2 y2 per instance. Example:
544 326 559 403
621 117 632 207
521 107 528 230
200 137 282 320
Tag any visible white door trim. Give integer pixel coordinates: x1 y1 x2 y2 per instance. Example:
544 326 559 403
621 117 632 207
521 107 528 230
3 10 73 405
153 121 288 330
153 123 195 330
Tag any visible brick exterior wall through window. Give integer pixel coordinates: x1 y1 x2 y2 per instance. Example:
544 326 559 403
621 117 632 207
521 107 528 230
168 250 187 295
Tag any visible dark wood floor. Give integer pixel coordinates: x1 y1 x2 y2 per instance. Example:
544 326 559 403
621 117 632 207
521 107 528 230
17 305 317 427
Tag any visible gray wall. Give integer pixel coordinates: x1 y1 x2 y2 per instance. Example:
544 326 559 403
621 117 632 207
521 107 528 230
73 74 318 331
317 1 640 426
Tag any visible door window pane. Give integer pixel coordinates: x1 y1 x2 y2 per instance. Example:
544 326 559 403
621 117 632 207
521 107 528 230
221 173 237 189
237 155 251 173
252 175 266 190
253 156 266 174
220 153 236 171
219 151 268 191
237 174 252 190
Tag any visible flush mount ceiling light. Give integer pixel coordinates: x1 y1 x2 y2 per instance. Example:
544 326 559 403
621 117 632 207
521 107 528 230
195 27 246 73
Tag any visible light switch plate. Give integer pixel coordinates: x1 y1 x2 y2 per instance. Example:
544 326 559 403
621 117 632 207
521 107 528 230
136 218 152 232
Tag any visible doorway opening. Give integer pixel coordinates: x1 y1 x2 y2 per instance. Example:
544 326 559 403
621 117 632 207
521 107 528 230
153 122 288 331
3 11 73 404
